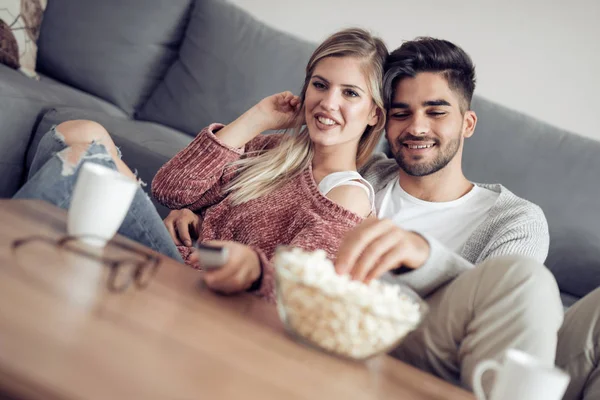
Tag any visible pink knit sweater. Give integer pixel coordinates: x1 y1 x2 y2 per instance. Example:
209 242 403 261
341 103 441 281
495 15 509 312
152 124 364 302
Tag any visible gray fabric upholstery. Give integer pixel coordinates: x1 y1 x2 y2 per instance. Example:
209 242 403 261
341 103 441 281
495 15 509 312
137 0 315 135
0 65 125 198
560 292 580 309
464 96 600 299
37 75 128 117
37 0 193 115
30 108 193 218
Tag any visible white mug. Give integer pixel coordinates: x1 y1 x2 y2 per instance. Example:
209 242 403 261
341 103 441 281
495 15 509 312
473 349 570 400
68 162 138 247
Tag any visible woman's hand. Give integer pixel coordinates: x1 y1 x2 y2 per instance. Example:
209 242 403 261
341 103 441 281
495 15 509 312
253 91 302 131
190 241 262 294
163 208 201 247
215 91 301 148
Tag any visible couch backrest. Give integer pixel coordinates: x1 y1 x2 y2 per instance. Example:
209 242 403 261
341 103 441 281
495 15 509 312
36 0 193 115
464 96 600 299
136 0 315 135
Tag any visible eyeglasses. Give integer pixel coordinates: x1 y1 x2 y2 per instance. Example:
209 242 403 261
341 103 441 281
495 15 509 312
11 235 161 293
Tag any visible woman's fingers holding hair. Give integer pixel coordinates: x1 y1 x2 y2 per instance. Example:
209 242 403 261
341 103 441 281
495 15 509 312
290 95 301 110
275 91 292 105
275 91 300 112
285 92 300 106
254 91 301 131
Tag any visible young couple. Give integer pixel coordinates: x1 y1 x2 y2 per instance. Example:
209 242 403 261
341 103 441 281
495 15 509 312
15 28 600 399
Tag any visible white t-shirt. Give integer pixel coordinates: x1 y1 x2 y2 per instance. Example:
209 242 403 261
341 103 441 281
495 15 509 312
375 178 500 253
318 171 376 213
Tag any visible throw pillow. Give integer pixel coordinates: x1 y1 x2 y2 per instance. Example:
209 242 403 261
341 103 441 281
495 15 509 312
0 0 47 78
137 0 315 136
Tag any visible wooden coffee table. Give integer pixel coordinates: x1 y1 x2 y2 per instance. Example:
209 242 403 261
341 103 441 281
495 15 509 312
0 200 474 400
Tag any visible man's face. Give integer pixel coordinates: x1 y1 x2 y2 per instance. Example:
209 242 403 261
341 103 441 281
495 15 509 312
386 72 475 177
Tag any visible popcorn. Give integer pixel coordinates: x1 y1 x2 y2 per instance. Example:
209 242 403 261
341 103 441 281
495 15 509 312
274 247 426 360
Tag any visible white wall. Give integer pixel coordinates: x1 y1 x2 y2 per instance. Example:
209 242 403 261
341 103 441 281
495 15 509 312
230 0 599 141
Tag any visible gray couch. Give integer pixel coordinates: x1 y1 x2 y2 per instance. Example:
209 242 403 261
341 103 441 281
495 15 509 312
1 0 598 306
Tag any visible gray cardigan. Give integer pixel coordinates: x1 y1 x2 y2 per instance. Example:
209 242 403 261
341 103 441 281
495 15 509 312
360 153 550 298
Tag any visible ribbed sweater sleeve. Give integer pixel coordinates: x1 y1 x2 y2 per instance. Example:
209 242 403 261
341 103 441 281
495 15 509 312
152 124 282 211
472 201 550 265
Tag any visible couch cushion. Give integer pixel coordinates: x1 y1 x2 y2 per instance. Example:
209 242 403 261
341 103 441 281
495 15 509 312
30 107 193 218
0 64 126 198
464 96 600 300
36 0 193 115
36 74 129 117
137 0 315 135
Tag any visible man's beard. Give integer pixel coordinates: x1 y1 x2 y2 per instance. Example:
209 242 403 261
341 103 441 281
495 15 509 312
391 134 461 177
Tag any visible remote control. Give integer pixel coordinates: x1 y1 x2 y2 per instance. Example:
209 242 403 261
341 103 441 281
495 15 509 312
193 243 229 270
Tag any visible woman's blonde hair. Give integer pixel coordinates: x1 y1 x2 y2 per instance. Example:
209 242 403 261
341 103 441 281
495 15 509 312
226 28 388 205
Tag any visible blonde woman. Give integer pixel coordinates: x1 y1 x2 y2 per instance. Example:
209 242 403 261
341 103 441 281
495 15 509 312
154 28 387 301
15 28 388 302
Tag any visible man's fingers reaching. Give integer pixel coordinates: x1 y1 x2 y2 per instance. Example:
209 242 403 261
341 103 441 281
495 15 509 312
349 230 403 281
364 246 407 284
335 219 396 275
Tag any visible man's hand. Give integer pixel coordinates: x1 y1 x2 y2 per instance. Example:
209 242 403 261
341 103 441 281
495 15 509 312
190 241 261 294
335 218 431 283
163 208 201 246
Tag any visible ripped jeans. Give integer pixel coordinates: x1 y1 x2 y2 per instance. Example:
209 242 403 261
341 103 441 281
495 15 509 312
14 127 183 261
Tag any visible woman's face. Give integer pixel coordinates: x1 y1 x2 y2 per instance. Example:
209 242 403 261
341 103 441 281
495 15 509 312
304 56 379 150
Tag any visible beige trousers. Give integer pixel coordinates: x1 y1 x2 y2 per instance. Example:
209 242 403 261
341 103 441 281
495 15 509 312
556 286 600 400
390 255 565 395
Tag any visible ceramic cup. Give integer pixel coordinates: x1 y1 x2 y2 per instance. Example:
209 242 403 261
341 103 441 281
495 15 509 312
473 349 570 400
68 162 137 247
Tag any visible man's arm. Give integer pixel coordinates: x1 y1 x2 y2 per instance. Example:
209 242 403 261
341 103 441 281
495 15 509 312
335 204 549 298
379 233 474 297
334 219 466 298
473 202 549 265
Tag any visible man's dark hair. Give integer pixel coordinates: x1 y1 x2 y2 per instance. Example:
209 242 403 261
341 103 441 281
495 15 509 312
383 37 476 112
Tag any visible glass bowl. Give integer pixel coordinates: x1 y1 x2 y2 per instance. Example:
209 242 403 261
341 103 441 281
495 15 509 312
273 247 428 361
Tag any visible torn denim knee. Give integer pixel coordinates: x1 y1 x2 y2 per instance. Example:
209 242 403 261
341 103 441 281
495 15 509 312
52 125 67 144
51 124 122 158
52 125 143 186
132 168 147 187
56 141 114 176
